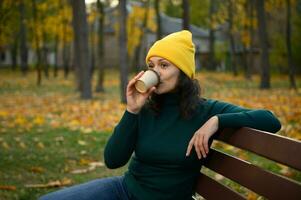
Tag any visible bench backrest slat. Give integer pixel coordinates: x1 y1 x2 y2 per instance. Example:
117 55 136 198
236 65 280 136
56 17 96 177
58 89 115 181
196 173 246 200
215 127 301 171
196 127 301 200
204 149 301 200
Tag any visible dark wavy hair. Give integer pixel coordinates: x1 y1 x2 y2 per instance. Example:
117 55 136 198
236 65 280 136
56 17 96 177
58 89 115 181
145 71 205 119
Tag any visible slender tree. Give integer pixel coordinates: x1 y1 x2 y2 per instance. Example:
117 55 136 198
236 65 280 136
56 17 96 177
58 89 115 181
62 2 70 79
41 29 49 79
54 0 62 78
32 0 43 85
90 20 96 77
96 0 105 92
132 0 150 73
256 0 271 89
71 0 92 99
242 0 251 80
53 30 59 77
19 0 28 75
286 0 297 89
247 0 254 80
182 0 190 30
155 0 162 40
119 0 128 103
228 0 238 76
208 0 217 70
10 32 18 71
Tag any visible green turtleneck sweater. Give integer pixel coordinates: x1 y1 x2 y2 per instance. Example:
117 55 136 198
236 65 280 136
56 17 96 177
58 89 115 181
104 93 281 200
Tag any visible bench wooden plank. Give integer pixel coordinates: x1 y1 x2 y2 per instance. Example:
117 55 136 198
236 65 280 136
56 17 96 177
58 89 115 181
196 173 245 200
215 127 301 171
203 149 301 200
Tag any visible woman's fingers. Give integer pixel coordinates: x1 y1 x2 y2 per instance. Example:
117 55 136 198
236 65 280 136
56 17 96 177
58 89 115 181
134 71 145 79
145 86 156 97
194 135 202 159
199 134 207 158
127 71 144 90
203 135 209 154
186 132 210 159
186 136 195 156
199 135 207 158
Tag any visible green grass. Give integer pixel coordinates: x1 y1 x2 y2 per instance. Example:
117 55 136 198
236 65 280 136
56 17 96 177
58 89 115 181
0 127 126 200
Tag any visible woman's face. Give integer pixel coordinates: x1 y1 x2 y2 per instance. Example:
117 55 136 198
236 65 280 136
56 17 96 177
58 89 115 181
147 56 180 94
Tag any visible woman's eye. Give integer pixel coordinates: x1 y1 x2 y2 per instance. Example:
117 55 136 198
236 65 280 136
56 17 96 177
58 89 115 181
148 64 154 68
161 63 169 68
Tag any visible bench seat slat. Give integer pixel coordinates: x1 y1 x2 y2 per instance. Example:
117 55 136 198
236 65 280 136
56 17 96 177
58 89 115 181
215 128 301 171
204 149 301 200
196 173 246 200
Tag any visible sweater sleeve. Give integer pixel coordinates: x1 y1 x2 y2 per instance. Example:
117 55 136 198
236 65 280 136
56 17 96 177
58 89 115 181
104 110 138 169
207 100 281 133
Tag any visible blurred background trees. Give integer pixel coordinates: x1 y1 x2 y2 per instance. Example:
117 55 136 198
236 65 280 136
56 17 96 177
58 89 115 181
0 0 300 101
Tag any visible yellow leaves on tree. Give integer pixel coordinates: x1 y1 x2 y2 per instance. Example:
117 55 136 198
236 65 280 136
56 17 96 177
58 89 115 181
127 5 156 57
113 3 157 57
23 0 73 50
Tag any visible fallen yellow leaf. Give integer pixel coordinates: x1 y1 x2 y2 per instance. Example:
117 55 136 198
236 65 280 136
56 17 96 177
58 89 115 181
30 166 45 173
0 185 16 190
37 142 45 149
78 140 87 146
25 178 73 188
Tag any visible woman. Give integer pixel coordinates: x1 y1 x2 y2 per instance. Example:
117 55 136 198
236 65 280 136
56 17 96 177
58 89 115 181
40 30 281 200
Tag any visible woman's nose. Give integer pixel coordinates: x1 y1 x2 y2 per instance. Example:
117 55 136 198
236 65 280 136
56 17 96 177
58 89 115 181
152 65 160 75
152 66 161 77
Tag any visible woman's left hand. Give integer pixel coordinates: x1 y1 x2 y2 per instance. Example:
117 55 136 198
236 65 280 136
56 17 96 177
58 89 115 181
186 116 219 159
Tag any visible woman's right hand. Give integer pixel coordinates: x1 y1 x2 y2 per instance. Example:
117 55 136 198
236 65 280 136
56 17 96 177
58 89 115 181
126 71 156 114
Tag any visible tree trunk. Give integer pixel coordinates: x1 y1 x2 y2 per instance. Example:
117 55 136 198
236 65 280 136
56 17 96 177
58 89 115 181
96 0 105 92
61 1 69 79
63 44 71 79
62 22 70 79
71 0 92 99
242 0 250 80
42 30 49 79
228 0 238 76
32 0 42 86
208 0 216 71
246 0 254 80
286 0 297 89
242 45 250 79
72 2 81 91
10 37 18 71
256 0 270 89
119 0 128 103
90 22 96 77
54 34 59 78
182 0 190 30
132 0 150 73
19 0 28 76
155 0 162 40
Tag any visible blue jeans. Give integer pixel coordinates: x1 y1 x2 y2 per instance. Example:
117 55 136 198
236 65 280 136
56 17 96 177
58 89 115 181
39 176 132 200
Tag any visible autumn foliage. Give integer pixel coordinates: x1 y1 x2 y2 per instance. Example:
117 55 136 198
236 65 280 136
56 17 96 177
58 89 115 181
0 70 300 139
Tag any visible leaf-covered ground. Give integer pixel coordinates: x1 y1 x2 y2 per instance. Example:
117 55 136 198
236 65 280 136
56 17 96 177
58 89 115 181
0 69 300 200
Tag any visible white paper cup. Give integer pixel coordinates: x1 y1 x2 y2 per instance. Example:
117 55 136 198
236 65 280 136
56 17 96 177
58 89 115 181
135 70 160 93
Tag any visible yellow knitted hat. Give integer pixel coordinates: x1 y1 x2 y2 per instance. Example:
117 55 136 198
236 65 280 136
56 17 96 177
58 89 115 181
146 30 195 79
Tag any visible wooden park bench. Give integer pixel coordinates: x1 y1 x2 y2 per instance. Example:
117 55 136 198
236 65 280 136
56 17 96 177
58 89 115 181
196 127 301 200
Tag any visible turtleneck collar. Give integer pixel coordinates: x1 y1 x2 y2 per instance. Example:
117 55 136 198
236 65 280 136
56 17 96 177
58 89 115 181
160 92 180 106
